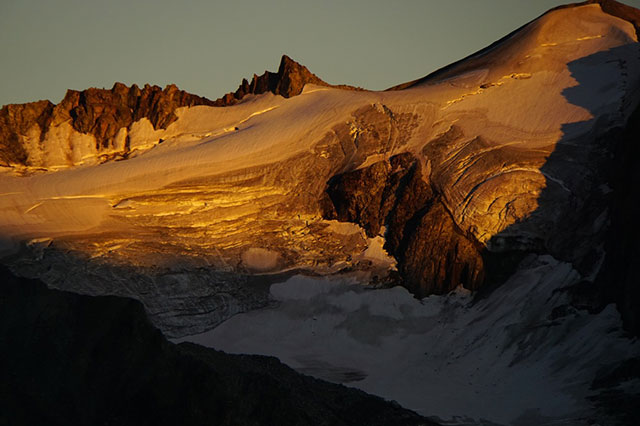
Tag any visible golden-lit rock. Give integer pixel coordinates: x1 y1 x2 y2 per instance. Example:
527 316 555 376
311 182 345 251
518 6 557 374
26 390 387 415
0 1 639 336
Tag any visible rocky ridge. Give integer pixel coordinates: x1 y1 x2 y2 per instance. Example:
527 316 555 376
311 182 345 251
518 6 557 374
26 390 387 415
213 55 362 106
0 55 356 170
0 83 216 168
0 266 433 426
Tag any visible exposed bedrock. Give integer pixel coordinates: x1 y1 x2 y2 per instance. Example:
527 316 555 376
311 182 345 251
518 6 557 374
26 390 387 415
0 83 215 167
0 100 54 166
3 103 420 336
0 266 433 426
62 83 215 146
324 106 631 305
324 153 485 297
214 54 362 106
595 103 640 335
0 55 359 169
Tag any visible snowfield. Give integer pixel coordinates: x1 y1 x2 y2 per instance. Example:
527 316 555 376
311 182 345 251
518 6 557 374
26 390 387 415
177 256 639 425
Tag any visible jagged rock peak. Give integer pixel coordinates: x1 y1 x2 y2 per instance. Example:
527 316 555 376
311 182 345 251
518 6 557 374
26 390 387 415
276 54 326 97
214 54 362 106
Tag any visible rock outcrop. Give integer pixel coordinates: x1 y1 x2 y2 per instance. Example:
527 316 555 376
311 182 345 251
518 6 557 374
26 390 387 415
0 100 54 166
325 153 485 297
0 55 360 169
0 83 216 167
1 0 639 336
594 102 640 335
0 266 433 426
61 83 216 147
213 54 362 106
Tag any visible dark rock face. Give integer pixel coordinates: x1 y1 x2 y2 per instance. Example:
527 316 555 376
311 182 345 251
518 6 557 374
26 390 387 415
0 83 216 166
0 100 54 165
595 103 640 336
325 153 484 297
214 55 361 106
325 160 396 237
589 356 640 425
62 82 216 148
274 55 325 97
0 266 433 426
398 202 485 297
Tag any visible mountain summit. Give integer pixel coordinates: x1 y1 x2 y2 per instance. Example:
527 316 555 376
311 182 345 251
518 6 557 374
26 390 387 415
390 0 640 90
584 0 640 34
214 54 361 106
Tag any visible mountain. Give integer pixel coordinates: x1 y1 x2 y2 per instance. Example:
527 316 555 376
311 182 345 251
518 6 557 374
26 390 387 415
1 0 639 425
213 54 363 106
0 55 359 170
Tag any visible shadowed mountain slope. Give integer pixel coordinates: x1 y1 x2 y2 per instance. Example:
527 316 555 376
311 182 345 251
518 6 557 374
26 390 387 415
0 266 433 426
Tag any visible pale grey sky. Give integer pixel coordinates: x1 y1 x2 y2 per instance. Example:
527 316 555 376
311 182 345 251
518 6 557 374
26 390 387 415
1 0 639 106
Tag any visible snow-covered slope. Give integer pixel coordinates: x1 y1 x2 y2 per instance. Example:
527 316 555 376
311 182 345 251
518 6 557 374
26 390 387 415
1 2 639 425
178 257 638 425
1 3 637 268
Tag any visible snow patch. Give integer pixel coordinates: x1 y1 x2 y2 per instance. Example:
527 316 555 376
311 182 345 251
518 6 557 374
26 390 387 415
324 220 363 236
360 235 396 270
241 247 280 272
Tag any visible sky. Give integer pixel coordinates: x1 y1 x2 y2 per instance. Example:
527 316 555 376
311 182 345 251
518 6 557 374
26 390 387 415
1 0 640 107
